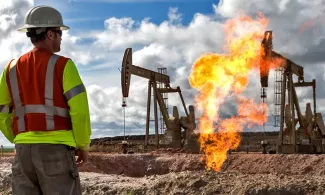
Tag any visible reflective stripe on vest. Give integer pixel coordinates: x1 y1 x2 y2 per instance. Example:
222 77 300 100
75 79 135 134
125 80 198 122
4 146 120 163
0 105 11 113
64 83 85 101
9 54 70 132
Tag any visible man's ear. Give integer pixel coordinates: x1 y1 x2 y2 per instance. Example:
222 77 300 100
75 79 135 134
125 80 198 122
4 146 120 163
46 30 54 40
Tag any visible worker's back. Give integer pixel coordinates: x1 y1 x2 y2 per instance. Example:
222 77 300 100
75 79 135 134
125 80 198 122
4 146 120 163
8 47 71 131
0 5 91 195
5 48 81 149
11 48 66 107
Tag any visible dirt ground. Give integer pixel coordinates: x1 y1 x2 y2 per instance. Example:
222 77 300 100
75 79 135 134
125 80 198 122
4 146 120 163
1 151 325 195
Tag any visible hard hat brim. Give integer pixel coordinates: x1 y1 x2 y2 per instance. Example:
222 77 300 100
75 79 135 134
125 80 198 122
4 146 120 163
17 24 70 32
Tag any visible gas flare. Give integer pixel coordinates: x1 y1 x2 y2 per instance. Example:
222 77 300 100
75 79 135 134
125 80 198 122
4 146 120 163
189 13 274 171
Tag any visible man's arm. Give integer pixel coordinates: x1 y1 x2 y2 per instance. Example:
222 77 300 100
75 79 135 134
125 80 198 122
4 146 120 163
0 64 15 143
63 59 92 150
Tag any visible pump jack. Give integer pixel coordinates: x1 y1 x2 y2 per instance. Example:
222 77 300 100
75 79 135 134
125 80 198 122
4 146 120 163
121 48 199 152
260 31 325 154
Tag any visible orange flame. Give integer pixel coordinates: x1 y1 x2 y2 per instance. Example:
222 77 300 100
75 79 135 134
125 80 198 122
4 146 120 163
189 13 274 172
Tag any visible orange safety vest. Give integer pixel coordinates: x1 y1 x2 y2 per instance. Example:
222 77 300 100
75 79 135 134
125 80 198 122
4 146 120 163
5 48 83 136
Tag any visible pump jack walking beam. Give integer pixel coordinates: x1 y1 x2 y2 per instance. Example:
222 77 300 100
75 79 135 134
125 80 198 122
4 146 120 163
121 48 189 148
260 31 317 153
121 48 170 98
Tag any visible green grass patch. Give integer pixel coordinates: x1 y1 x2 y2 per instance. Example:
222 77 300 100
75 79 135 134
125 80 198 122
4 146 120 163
1 147 14 153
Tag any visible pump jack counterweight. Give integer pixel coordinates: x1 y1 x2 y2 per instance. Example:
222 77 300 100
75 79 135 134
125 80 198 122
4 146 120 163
259 31 325 154
121 48 199 152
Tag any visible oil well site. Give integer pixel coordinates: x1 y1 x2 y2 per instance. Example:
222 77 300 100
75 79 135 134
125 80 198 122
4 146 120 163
2 24 325 195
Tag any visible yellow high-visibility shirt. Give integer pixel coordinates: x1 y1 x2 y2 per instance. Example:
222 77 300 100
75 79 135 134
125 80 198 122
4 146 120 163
0 59 92 150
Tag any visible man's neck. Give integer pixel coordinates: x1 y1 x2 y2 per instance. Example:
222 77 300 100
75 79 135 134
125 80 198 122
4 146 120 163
33 43 53 53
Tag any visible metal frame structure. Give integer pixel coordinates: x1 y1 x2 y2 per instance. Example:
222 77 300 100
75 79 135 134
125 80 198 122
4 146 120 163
121 48 190 148
157 68 168 135
273 67 284 127
260 31 324 154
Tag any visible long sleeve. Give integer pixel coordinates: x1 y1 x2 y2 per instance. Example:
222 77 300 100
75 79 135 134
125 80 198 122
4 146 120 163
63 59 92 150
0 65 15 143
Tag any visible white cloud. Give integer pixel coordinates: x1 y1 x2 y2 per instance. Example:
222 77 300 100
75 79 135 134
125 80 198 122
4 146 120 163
59 32 94 66
168 7 182 25
0 0 35 67
87 1 325 134
92 11 224 60
1 0 325 144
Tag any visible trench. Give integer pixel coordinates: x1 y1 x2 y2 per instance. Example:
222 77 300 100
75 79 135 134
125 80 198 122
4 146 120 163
79 153 205 177
80 152 325 177
77 153 325 195
2 153 325 194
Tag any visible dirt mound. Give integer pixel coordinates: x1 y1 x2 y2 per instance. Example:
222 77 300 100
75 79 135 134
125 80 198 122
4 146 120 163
78 153 325 194
78 153 325 177
2 153 325 194
2 169 325 195
79 171 325 195
223 154 325 175
79 153 204 177
0 157 14 164
3 153 325 177
152 148 189 154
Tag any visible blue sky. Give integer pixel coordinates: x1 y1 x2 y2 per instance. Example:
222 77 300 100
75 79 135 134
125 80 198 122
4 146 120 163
35 0 220 32
32 0 222 87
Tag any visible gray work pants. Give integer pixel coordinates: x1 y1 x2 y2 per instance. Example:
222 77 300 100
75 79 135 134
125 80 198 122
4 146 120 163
12 144 82 195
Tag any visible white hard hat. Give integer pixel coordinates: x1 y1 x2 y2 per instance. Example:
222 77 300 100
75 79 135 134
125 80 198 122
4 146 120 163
17 5 69 32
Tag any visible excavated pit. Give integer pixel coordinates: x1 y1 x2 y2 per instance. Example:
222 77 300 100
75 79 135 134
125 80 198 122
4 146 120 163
2 151 325 194
79 152 325 177
79 152 204 177
79 152 325 195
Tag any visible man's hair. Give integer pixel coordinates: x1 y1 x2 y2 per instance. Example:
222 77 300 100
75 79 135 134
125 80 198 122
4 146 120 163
26 27 56 44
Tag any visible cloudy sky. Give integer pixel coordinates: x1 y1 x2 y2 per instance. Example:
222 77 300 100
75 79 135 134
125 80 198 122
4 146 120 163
1 0 325 146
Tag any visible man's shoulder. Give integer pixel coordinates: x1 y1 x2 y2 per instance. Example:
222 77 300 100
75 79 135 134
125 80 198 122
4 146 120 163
53 54 73 66
3 58 17 73
54 54 71 61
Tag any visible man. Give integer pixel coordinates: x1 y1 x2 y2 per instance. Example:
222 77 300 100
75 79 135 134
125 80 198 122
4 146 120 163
0 5 92 195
